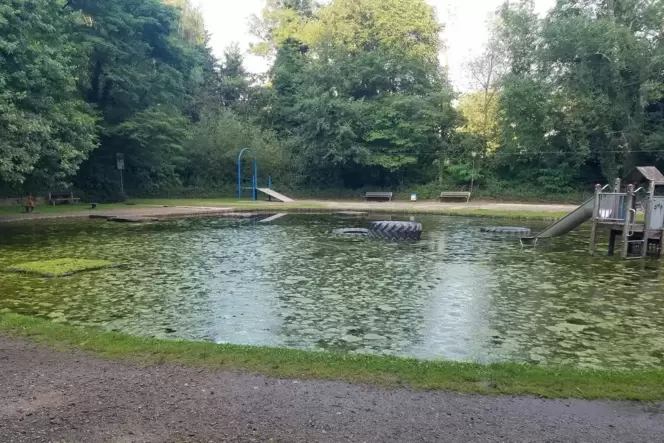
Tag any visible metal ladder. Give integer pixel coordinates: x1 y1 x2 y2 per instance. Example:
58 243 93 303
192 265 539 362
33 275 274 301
624 208 647 259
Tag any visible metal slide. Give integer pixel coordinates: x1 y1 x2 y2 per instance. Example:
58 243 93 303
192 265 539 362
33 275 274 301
521 197 595 243
256 188 295 202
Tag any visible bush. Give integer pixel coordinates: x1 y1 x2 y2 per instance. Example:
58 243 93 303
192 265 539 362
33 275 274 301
183 111 295 189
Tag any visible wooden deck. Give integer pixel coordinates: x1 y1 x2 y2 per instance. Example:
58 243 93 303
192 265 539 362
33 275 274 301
596 222 664 257
597 222 663 239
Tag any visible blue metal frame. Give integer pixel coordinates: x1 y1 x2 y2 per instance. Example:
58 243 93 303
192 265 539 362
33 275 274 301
237 148 258 201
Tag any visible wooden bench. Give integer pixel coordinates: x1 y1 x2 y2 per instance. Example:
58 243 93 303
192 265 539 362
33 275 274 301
48 191 81 206
438 191 471 203
364 192 394 202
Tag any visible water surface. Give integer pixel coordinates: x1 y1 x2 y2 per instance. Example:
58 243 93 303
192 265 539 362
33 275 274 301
1 214 663 369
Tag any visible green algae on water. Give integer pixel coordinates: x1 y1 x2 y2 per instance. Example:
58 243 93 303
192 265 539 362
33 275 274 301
6 259 114 278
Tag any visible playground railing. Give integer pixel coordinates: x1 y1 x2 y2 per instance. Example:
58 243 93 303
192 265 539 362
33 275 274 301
597 192 628 222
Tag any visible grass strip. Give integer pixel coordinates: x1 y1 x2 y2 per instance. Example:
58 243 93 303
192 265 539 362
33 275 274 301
1 313 663 401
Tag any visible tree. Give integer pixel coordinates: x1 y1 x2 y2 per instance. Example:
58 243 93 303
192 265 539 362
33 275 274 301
69 0 211 197
493 0 540 76
463 16 507 155
249 0 316 57
219 44 252 112
315 0 441 64
161 0 206 45
264 0 458 188
0 0 98 186
457 92 500 153
539 0 664 179
184 111 291 187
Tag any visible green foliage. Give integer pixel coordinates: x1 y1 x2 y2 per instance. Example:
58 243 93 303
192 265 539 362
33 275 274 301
161 0 206 45
68 0 215 198
5 0 664 201
249 0 315 57
112 107 192 194
265 0 459 188
453 0 664 195
219 44 252 112
458 92 500 152
183 111 292 187
0 0 98 185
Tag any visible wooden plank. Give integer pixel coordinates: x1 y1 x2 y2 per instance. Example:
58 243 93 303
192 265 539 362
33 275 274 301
256 188 295 203
364 192 393 202
439 191 471 203
259 213 288 223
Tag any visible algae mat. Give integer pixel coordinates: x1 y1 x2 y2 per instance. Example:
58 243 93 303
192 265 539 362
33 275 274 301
6 258 114 277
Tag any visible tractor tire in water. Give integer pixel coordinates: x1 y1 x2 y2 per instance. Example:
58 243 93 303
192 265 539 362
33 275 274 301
480 226 532 237
368 221 422 240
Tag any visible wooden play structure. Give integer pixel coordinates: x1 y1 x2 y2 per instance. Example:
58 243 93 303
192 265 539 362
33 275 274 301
589 167 664 259
522 166 664 259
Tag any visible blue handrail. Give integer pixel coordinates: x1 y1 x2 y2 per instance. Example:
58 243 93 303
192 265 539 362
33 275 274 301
238 148 258 202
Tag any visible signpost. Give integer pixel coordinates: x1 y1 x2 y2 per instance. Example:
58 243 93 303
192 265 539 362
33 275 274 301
116 153 125 196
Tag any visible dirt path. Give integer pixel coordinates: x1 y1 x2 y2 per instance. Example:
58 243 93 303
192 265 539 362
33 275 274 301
0 206 236 223
1 337 662 443
310 200 577 212
0 199 577 223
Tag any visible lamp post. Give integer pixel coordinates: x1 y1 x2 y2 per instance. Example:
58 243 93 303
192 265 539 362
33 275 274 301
470 151 477 194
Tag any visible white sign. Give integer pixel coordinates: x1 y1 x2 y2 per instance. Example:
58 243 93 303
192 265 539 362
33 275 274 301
116 153 125 170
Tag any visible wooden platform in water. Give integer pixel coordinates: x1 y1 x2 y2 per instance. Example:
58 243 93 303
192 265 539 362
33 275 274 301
596 222 664 257
597 222 663 239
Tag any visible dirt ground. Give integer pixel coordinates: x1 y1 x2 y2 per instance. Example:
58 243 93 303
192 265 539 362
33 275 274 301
0 199 577 223
310 199 577 212
1 337 663 443
0 206 235 223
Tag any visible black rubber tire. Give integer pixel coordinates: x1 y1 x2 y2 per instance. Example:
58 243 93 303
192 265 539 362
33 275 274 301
368 221 422 240
333 228 371 238
480 226 532 237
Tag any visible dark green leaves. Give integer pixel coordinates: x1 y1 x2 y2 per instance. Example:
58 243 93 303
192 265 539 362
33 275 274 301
0 0 98 185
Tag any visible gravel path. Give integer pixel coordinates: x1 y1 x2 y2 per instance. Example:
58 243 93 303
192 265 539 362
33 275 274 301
1 337 663 443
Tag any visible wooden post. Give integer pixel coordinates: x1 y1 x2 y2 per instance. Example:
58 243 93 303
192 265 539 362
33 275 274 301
613 178 621 217
608 230 617 256
641 180 655 258
589 184 602 256
621 184 634 259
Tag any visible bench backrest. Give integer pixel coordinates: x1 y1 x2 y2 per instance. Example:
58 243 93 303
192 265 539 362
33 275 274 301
439 191 471 197
366 192 393 196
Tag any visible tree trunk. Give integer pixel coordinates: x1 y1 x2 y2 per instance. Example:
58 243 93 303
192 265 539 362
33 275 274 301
89 58 103 104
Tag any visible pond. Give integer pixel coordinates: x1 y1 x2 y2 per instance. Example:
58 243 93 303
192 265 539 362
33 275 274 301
1 214 664 369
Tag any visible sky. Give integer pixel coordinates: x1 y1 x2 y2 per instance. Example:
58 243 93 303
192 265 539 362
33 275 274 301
194 0 556 90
